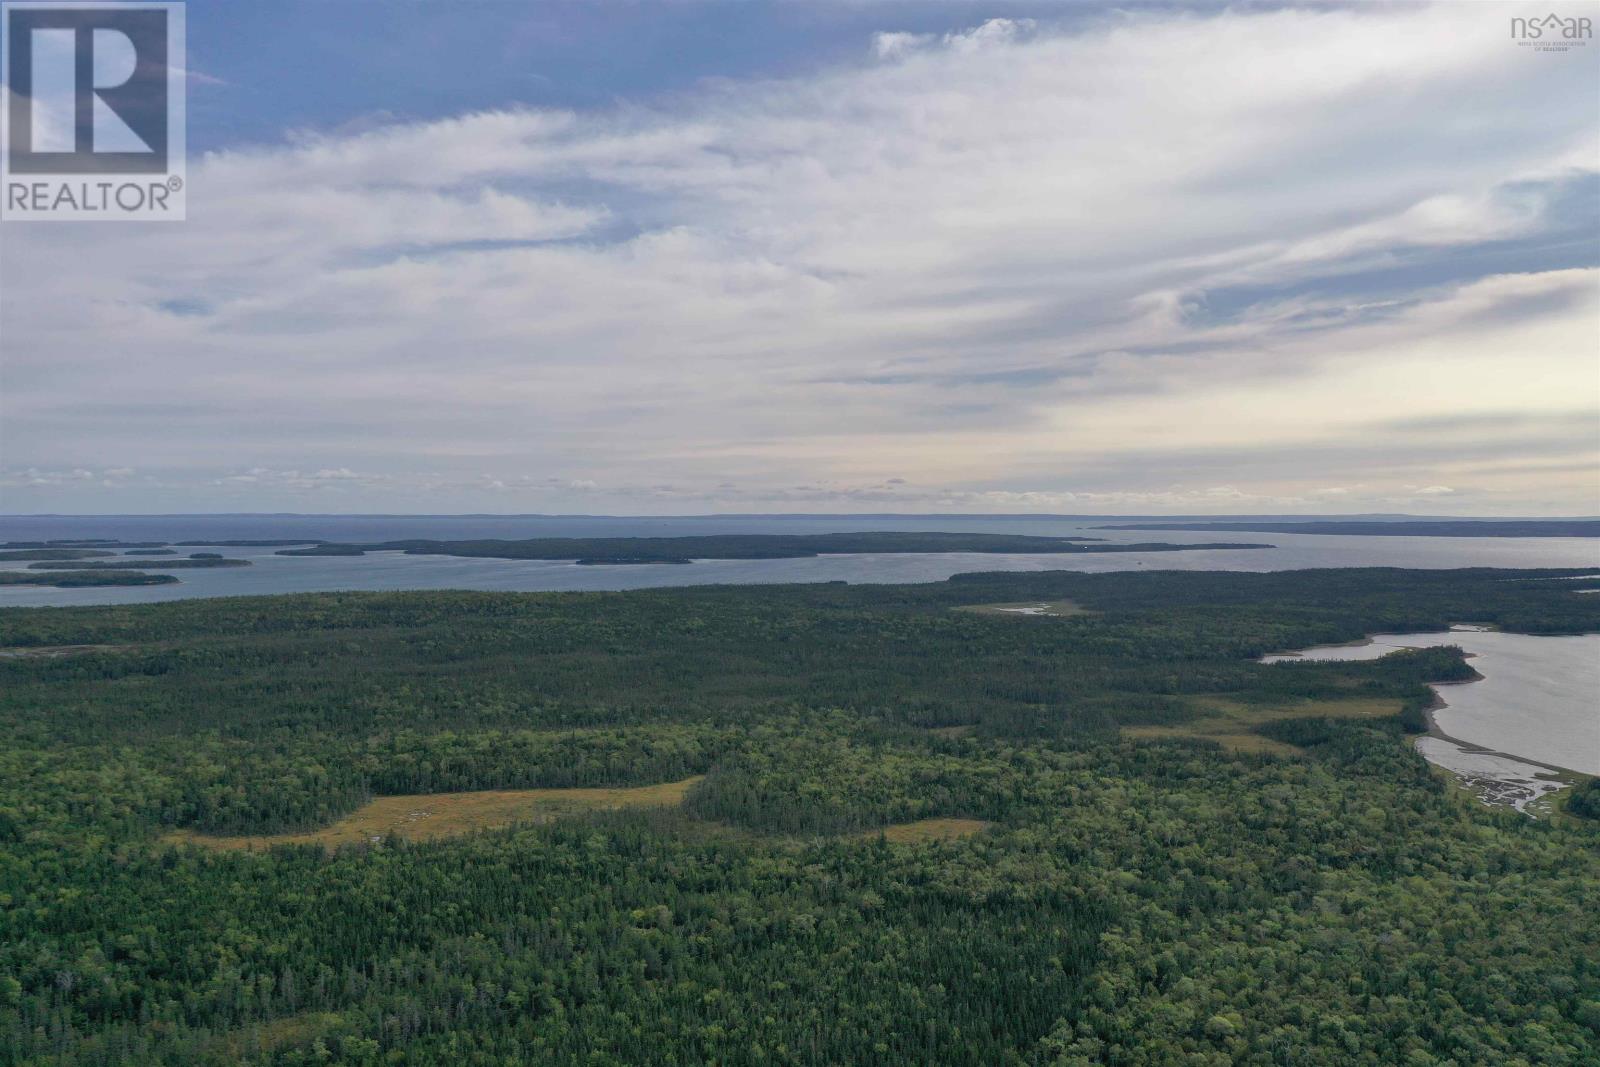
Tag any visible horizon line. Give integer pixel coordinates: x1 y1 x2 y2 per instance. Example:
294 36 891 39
3 512 1598 522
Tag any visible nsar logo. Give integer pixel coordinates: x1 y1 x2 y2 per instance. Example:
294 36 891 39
1510 11 1592 51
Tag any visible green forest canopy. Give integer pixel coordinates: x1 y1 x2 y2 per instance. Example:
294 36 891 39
1 566 1597 1065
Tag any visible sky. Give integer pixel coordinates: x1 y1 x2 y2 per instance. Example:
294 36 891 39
1 0 1597 516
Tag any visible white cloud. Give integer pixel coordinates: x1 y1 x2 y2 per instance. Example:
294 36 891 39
872 32 928 61
943 18 1037 53
1 2 1596 515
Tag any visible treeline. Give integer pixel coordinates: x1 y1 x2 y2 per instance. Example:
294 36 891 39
1568 778 1600 820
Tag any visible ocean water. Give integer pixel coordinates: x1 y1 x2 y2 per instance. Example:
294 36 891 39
1263 628 1600 780
2 514 1597 608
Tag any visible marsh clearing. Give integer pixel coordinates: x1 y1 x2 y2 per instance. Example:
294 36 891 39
856 818 994 843
0 644 124 659
955 600 1089 617
166 776 702 851
1123 696 1404 755
165 779 1002 853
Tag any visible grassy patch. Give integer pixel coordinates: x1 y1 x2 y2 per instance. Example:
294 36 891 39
202 1012 349 1060
1124 696 1403 756
954 600 1089 618
857 818 994 843
166 776 702 851
0 644 125 659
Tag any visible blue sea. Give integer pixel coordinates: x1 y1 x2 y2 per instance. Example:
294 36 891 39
2 513 1597 607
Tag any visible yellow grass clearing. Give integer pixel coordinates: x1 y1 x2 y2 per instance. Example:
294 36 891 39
1124 696 1403 756
201 1013 346 1060
59 1010 347 1063
0 644 124 659
954 600 1089 618
166 776 702 852
1124 726 1302 756
858 818 994 843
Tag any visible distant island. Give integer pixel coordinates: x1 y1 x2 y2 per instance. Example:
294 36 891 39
275 531 1271 564
1097 520 1600 538
173 540 325 547
0 548 117 561
1 540 171 550
2 539 319 549
26 556 251 571
0 570 178 587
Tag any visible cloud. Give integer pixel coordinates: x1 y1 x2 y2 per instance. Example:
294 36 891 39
872 32 928 61
875 18 1038 60
1 3 1596 515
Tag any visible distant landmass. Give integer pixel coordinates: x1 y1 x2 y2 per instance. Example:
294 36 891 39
0 570 178 587
1 540 170 549
1097 520 1600 538
26 557 251 571
277 531 1272 564
0 548 117 561
172 540 325 547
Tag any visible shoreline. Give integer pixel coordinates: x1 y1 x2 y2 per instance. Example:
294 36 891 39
1412 667 1581 815
1418 685 1578 779
1262 627 1596 811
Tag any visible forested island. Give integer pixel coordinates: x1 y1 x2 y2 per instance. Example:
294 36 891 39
1100 519 1600 538
0 549 116 561
2 539 316 551
174 540 325 547
0 552 247 588
0 570 178 587
275 531 1270 564
1 566 1598 1064
0 540 169 550
24 555 251 571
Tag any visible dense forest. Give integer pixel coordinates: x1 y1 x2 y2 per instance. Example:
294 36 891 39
1 566 1597 1064
273 532 1269 563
